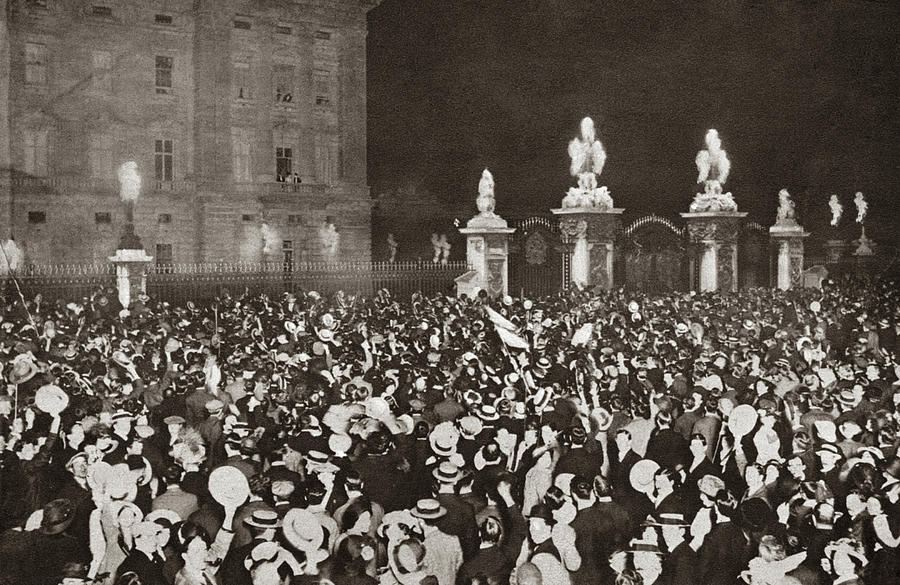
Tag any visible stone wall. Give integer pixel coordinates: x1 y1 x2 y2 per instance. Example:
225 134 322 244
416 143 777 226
1 0 377 264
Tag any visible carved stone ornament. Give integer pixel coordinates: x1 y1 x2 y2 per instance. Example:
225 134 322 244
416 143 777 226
686 218 740 244
560 218 588 239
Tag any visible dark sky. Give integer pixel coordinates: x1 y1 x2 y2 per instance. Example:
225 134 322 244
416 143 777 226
366 0 899 238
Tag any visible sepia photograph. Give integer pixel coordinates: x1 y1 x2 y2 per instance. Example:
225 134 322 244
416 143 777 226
0 1 898 584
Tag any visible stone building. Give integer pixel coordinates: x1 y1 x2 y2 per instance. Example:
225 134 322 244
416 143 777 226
0 0 378 265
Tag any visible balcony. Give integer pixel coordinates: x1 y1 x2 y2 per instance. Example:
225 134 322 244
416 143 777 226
11 175 194 194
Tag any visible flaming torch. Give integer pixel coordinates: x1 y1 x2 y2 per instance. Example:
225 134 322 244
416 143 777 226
117 161 144 250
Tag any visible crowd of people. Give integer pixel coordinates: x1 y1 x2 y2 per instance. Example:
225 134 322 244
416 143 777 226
0 276 898 585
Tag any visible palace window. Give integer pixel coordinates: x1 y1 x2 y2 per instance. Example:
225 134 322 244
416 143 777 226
273 65 294 103
232 128 252 182
23 129 49 176
155 55 173 94
91 5 112 17
28 211 47 224
275 146 293 182
154 139 174 181
89 134 112 178
154 14 173 25
94 212 111 224
233 61 252 100
158 213 172 224
155 244 173 265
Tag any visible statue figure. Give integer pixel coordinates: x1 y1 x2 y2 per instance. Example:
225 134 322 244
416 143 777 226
319 218 340 261
828 194 843 227
439 234 451 266
387 233 398 263
476 169 497 216
690 129 737 212
431 233 441 263
854 191 867 224
776 188 796 224
563 117 613 209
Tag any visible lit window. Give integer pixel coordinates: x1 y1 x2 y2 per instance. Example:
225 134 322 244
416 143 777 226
25 43 47 86
155 55 173 94
154 139 173 181
23 129 49 176
92 51 112 93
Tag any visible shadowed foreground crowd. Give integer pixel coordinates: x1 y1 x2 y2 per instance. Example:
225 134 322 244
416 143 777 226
0 279 899 585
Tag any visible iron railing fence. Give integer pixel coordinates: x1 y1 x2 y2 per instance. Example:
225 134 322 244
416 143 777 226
4 260 468 304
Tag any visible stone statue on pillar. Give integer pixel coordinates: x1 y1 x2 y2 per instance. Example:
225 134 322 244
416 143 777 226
769 188 808 290
682 130 745 292
456 169 514 298
828 194 843 227
852 192 875 258
562 117 613 209
691 129 737 213
553 116 624 290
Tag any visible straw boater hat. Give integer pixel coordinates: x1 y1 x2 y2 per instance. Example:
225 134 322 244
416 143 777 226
244 509 283 530
410 498 447 520
433 462 463 484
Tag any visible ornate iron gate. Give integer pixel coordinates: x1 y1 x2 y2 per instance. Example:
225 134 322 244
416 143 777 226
509 217 566 298
621 215 687 292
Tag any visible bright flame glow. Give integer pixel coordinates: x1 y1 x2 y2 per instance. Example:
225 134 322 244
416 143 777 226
117 161 141 201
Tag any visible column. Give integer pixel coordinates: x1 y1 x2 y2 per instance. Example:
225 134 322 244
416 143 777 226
699 242 717 292
552 208 624 290
776 241 791 290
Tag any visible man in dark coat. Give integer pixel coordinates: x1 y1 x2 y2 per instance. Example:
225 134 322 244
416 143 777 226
0 498 89 585
116 521 168 585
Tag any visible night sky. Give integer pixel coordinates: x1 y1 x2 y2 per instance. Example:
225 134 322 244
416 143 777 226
366 0 899 240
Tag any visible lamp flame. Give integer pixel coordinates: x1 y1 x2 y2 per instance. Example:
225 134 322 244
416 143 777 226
117 161 141 202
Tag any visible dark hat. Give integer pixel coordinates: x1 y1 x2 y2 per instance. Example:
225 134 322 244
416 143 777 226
526 503 555 524
40 498 75 535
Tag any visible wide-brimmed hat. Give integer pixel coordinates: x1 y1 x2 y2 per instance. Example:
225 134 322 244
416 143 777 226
8 357 38 385
282 508 324 553
410 498 447 520
317 329 334 343
40 499 75 535
626 536 663 555
244 509 283 529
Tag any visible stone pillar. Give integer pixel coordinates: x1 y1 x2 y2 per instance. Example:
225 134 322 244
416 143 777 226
456 216 515 299
681 211 746 293
769 223 809 290
109 249 153 311
551 208 624 290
